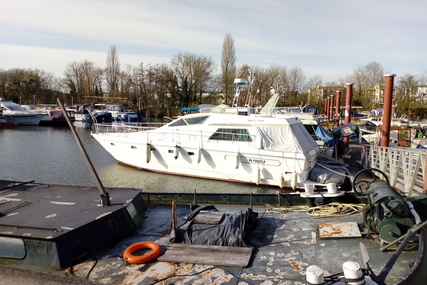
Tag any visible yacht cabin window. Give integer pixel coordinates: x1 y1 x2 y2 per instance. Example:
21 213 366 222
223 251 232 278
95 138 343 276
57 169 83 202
209 128 252 142
168 115 209 127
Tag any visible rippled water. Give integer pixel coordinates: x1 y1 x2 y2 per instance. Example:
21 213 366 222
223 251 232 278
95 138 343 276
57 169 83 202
0 125 276 194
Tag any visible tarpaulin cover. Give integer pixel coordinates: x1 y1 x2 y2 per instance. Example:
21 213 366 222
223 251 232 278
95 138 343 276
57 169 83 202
308 163 349 185
314 125 335 146
169 205 258 247
256 122 319 156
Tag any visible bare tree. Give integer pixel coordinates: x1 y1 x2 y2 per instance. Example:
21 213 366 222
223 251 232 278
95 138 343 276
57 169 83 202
105 45 121 96
64 60 102 104
347 61 384 108
221 33 236 105
395 73 419 116
171 52 216 107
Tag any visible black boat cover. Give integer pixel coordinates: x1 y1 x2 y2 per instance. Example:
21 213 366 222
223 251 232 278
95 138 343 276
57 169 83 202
169 204 258 247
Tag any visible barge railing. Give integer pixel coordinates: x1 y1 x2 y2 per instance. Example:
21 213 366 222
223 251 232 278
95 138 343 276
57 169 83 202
363 144 426 197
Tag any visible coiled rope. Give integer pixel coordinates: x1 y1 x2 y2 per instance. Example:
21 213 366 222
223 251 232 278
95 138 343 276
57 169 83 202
307 202 364 218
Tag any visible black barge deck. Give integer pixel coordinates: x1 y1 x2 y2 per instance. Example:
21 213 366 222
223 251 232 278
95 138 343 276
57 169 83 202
0 181 147 268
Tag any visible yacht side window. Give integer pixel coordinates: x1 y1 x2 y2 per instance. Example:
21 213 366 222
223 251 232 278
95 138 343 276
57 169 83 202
209 128 252 142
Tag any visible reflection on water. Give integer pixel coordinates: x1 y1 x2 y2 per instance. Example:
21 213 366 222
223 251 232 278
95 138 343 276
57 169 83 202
0 125 278 194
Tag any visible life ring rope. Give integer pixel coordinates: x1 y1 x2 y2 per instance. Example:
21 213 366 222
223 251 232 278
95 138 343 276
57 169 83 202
123 241 162 264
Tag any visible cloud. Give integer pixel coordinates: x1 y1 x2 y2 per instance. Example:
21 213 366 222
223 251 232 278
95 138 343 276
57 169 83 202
1 0 427 82
0 44 169 77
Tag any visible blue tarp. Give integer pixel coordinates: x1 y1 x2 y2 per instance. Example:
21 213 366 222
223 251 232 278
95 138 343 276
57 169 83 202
314 125 335 146
181 107 200 111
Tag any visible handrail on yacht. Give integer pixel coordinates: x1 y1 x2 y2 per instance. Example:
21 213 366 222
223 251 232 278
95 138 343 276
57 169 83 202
93 122 256 145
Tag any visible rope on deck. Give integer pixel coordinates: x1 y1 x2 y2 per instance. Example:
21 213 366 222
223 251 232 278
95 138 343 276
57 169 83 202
307 202 364 218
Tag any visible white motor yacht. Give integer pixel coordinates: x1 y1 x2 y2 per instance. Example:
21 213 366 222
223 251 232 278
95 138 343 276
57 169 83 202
92 111 347 190
0 101 45 125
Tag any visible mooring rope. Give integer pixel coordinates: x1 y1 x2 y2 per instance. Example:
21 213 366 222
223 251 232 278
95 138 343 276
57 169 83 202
307 202 364 218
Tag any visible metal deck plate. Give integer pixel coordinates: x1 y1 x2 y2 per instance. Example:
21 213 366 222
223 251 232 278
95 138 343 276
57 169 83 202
318 222 362 238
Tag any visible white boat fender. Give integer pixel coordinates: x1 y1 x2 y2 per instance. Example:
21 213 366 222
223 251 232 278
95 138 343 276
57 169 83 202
279 175 285 189
196 147 202 164
174 145 180 159
291 171 297 190
145 143 152 163
256 167 261 185
235 152 240 169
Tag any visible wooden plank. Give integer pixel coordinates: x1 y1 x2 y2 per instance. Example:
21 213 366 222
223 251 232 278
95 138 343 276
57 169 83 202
193 212 224 224
158 243 253 267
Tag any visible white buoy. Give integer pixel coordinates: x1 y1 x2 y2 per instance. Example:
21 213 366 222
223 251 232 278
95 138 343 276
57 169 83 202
305 265 324 284
174 145 180 159
145 144 152 163
256 167 261 185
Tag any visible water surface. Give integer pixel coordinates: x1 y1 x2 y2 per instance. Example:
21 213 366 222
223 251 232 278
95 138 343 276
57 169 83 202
0 125 276 194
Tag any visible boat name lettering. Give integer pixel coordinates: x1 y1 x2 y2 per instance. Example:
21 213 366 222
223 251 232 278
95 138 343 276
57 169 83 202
248 158 265 164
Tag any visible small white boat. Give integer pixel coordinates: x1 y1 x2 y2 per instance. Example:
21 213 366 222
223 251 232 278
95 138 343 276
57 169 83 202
0 101 45 126
72 104 92 122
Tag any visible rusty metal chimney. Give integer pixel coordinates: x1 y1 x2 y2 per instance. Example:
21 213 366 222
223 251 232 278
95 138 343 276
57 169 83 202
343 83 353 146
381 74 396 147
335 91 341 126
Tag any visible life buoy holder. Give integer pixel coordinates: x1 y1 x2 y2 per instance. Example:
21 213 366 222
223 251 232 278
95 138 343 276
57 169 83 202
123 241 162 264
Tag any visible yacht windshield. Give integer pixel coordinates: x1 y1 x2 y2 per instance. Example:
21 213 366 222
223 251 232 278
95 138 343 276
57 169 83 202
169 115 209 127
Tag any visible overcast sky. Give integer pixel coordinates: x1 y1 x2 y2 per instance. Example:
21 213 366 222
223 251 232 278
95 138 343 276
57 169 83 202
1 0 426 82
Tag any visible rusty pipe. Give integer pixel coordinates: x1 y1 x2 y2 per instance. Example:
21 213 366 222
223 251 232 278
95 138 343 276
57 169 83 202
381 74 396 147
343 83 353 146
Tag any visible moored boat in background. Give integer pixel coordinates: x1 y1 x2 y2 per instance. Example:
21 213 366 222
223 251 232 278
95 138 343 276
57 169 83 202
0 100 45 126
0 108 18 128
38 109 75 126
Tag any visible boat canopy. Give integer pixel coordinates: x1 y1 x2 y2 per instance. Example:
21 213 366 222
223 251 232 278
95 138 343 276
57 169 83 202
256 123 318 154
181 107 200 111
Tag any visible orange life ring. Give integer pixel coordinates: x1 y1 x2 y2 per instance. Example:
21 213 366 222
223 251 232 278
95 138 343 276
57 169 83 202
123 241 162 264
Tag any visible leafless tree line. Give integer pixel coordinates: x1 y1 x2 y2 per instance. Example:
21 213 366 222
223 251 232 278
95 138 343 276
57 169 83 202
1 34 426 118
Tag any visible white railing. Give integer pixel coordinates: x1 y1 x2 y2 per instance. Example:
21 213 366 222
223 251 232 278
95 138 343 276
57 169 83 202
93 123 256 145
363 145 426 197
93 122 163 134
